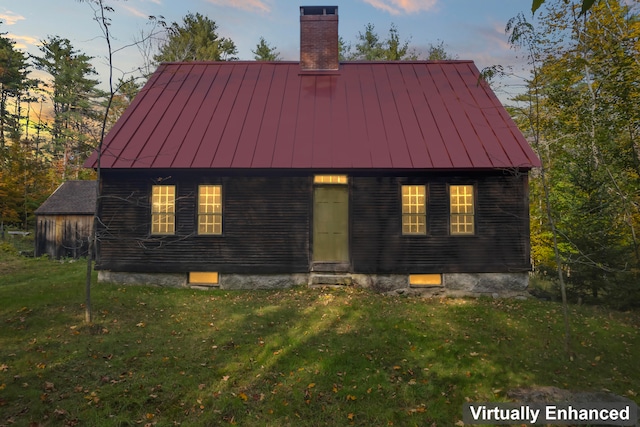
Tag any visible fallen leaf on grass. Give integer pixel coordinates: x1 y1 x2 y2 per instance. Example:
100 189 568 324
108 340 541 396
0 364 8 372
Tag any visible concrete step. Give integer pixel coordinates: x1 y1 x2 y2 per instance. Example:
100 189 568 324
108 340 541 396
308 273 352 286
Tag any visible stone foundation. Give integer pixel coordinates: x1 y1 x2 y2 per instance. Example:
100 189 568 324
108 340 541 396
221 274 308 290
444 272 528 294
97 270 528 297
97 271 309 290
98 271 187 287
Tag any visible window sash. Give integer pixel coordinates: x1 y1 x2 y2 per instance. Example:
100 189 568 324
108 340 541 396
198 185 222 235
402 185 426 235
151 185 175 235
450 185 475 235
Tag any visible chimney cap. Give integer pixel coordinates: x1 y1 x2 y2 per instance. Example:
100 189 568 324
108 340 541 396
300 6 338 16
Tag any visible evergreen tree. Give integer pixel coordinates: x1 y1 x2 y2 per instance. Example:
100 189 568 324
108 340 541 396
0 27 30 148
252 37 281 61
32 36 101 179
154 13 237 63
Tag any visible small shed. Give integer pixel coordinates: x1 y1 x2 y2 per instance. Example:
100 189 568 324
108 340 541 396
35 180 96 259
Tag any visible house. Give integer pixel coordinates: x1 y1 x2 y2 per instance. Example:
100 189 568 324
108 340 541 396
34 180 96 259
84 6 540 294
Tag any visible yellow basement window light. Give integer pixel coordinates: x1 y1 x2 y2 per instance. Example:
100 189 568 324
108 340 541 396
314 175 348 184
409 274 442 287
189 272 219 285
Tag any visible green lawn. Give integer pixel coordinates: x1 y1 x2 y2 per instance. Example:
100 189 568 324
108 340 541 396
0 250 638 426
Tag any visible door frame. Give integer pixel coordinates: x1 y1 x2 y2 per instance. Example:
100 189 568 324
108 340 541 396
311 175 350 272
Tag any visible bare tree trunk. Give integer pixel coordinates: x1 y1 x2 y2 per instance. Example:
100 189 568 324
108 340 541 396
84 0 114 324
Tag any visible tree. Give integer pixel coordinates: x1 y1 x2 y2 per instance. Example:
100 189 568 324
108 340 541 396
105 76 141 131
503 1 640 307
0 26 30 148
502 12 574 357
344 23 418 60
425 40 456 60
341 23 452 61
252 37 281 61
532 0 598 15
154 13 237 63
32 36 101 180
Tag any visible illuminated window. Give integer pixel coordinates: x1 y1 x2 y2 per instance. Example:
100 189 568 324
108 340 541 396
314 175 348 184
450 185 475 235
402 185 426 235
189 272 219 285
151 185 175 235
409 274 442 287
198 185 222 235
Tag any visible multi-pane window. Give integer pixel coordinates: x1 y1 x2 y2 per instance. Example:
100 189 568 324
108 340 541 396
402 185 426 235
198 185 222 235
450 185 475 235
151 185 175 235
314 175 348 184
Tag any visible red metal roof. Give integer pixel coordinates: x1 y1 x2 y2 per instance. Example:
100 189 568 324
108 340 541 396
85 61 540 170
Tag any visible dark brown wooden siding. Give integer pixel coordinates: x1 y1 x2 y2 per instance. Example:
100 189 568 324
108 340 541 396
350 171 531 273
97 170 530 275
96 171 311 273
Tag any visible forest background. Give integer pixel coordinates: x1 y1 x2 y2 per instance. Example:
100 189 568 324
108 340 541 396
1 0 639 307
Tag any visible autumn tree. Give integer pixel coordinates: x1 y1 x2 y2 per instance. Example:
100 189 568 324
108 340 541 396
532 0 599 14
154 13 237 63
504 0 640 306
252 37 281 61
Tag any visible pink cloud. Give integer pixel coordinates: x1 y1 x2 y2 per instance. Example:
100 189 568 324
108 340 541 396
205 0 271 14
361 0 438 15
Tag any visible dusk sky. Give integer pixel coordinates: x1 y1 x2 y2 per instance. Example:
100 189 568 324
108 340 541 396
2 0 538 98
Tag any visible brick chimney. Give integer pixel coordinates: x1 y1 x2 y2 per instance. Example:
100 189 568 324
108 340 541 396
300 6 339 72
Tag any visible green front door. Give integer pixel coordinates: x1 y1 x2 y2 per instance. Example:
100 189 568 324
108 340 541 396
313 185 349 263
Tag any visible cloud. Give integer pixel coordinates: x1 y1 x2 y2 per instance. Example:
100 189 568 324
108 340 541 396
361 0 438 15
6 33 39 50
120 4 150 19
0 11 25 25
205 0 271 14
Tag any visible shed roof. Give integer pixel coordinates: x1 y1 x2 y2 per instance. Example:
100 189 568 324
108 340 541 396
35 181 97 215
85 61 540 170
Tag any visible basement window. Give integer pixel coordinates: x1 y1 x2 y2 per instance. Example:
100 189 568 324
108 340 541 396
151 185 175 235
189 272 219 285
401 185 426 235
198 185 223 235
409 274 442 287
450 185 475 235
